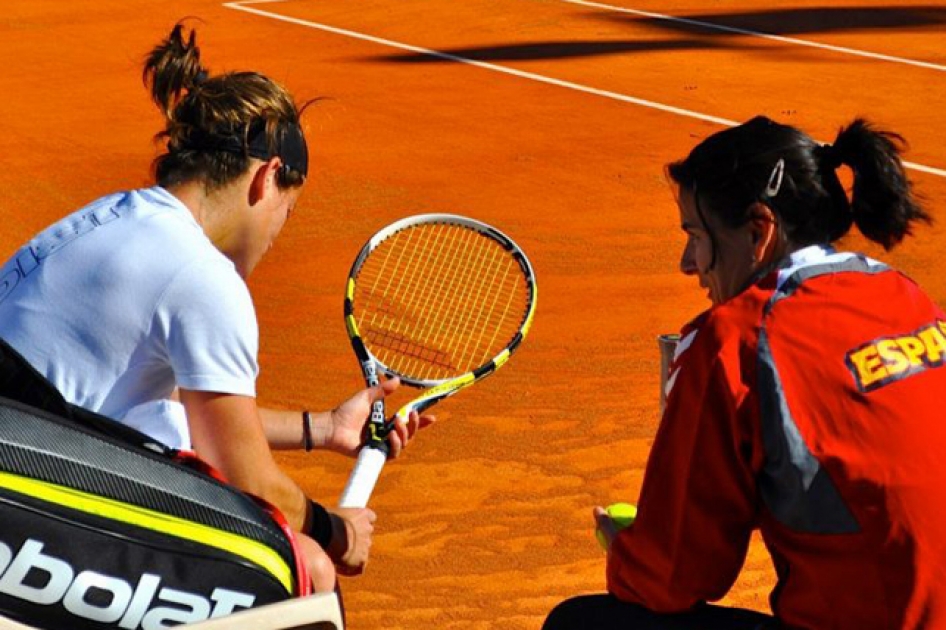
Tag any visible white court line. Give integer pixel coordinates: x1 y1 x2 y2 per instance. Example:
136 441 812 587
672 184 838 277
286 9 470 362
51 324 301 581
223 0 946 179
561 0 946 74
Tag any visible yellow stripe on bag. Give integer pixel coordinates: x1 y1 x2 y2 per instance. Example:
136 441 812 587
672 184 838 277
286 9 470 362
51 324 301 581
0 471 293 593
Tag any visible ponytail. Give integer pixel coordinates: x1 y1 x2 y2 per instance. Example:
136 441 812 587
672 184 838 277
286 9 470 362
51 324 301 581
142 22 309 190
827 119 930 250
142 23 207 120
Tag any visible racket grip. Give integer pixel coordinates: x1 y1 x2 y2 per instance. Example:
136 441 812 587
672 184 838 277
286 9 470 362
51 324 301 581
338 446 388 508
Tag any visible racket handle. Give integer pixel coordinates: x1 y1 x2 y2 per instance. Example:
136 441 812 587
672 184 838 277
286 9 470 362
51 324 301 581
338 446 388 508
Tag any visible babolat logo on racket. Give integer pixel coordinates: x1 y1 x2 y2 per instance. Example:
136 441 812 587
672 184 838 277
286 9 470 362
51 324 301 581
0 537 256 627
845 320 946 392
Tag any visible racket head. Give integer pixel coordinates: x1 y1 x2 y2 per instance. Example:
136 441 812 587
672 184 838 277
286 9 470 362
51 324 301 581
344 214 537 388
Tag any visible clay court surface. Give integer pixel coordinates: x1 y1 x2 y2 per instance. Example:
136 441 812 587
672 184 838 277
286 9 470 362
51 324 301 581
2 1 945 628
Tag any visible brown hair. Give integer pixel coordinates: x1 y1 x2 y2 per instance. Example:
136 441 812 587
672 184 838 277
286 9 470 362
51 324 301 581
143 23 308 190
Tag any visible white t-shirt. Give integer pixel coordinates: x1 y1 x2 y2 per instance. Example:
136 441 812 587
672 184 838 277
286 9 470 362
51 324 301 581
0 187 259 449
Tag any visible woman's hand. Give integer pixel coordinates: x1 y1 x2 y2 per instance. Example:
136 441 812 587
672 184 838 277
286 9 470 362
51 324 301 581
327 377 436 458
327 507 377 575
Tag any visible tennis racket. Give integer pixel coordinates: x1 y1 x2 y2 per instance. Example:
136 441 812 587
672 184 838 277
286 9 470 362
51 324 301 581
338 214 537 508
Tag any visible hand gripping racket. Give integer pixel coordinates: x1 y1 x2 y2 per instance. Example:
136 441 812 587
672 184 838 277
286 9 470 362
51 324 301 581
338 214 537 508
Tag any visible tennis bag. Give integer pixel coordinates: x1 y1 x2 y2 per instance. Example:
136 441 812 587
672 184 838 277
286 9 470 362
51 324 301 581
0 340 307 629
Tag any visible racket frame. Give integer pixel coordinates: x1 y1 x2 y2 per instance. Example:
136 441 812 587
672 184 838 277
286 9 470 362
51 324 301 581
338 214 536 507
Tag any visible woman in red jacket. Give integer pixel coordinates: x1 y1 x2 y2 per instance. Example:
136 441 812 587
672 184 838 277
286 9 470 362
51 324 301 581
544 116 945 629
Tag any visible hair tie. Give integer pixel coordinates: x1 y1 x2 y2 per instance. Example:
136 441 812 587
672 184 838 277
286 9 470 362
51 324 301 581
818 143 843 171
192 69 209 87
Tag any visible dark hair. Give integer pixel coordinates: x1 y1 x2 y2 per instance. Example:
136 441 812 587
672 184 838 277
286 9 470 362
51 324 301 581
667 116 930 251
142 23 308 190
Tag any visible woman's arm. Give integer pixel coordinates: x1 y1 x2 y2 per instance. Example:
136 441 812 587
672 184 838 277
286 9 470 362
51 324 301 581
257 377 436 458
606 321 763 611
180 389 309 526
179 389 377 574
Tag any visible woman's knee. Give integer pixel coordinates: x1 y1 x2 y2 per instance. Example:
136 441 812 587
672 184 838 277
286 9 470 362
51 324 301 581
543 595 601 630
297 533 337 593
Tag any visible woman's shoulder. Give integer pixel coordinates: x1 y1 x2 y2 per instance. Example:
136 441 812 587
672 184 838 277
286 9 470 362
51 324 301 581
101 187 244 300
118 187 230 265
687 284 773 347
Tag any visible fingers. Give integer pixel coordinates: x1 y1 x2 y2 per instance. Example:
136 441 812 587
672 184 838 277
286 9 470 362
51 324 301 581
386 412 408 459
385 411 437 459
415 412 436 431
374 375 400 399
326 507 376 576
593 506 618 548
346 508 375 574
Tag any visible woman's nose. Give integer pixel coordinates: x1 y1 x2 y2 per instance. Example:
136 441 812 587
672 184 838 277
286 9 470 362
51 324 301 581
680 242 698 275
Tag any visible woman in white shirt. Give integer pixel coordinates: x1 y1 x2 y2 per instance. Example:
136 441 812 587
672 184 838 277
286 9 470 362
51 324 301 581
0 23 432 594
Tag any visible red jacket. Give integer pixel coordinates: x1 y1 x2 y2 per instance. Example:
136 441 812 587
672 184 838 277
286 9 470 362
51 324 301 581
608 248 946 629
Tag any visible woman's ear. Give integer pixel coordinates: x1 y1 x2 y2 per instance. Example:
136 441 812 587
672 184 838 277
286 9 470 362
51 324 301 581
247 157 282 206
748 202 778 263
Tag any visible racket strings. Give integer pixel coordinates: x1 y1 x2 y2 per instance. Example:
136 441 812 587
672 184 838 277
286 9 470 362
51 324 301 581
357 227 444 369
365 223 459 373
354 223 529 381
448 233 513 372
427 228 526 374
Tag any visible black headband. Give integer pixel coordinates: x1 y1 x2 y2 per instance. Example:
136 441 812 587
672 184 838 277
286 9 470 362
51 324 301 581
179 120 309 178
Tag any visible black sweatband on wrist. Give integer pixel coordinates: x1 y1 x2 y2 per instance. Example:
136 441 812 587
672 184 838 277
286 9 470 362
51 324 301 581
305 499 334 550
302 410 313 452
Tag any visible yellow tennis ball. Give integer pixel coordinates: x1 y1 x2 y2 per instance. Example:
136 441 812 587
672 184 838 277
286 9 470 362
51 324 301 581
596 502 637 550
